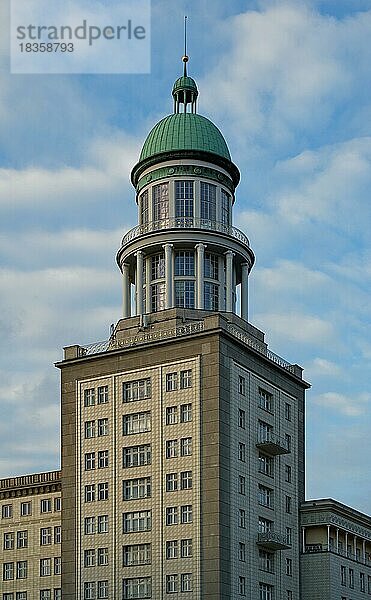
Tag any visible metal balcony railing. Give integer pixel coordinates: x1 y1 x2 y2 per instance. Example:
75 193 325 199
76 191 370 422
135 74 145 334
0 470 61 490
257 531 291 551
303 544 371 567
256 433 290 456
120 218 251 248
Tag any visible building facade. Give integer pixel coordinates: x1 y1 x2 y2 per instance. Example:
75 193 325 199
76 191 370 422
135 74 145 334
301 499 371 599
0 471 61 600
56 63 309 600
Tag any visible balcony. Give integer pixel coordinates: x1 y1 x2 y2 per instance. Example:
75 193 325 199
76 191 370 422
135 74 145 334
120 218 251 249
256 433 290 456
257 531 291 551
303 544 371 567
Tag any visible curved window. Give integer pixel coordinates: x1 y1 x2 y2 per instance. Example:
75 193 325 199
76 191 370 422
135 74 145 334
151 254 165 280
200 182 216 221
175 251 195 276
139 190 149 226
153 183 169 222
221 190 231 227
204 282 219 311
175 281 195 308
175 181 194 218
204 253 219 280
151 283 166 312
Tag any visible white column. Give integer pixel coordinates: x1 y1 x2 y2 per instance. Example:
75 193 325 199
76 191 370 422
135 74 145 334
145 256 151 313
345 532 348 556
225 250 234 312
302 527 306 552
327 525 331 549
195 243 206 309
354 535 357 560
163 243 173 308
241 262 249 321
336 528 339 553
135 251 144 316
363 539 366 562
122 263 131 318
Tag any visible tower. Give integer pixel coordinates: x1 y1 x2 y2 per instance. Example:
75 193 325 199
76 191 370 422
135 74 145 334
58 62 309 599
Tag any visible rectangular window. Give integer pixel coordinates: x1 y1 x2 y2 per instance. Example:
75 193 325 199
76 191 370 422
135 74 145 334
258 387 273 412
349 568 354 589
238 409 246 429
166 372 178 391
166 406 178 425
238 375 246 395
341 565 346 586
180 403 192 423
286 527 292 545
153 182 169 221
259 420 273 443
85 516 95 535
166 574 178 593
84 582 95 600
123 511 151 534
40 528 52 545
97 547 108 566
123 544 151 566
123 478 151 501
123 378 151 403
54 526 61 544
4 532 14 550
239 475 246 495
258 485 273 508
181 573 192 592
98 482 108 501
259 549 274 573
181 538 192 558
54 497 61 512
84 388 95 407
239 542 246 562
259 453 273 476
180 369 192 389
166 506 178 526
259 517 273 533
3 594 15 600
16 593 27 600
360 572 365 592
97 418 108 436
175 250 195 276
285 402 292 421
166 439 178 458
367 574 371 593
180 471 192 490
84 549 95 568
84 420 95 439
285 433 292 452
3 562 14 580
286 557 292 576
98 385 109 404
123 577 152 599
200 181 216 221
97 581 108 600
204 281 219 311
166 473 178 492
287 592 293 600
84 452 95 471
151 253 165 280
16 561 27 579
285 464 292 483
259 582 274 600
20 502 31 516
239 576 246 596
123 444 151 468
166 540 178 559
140 189 149 226
40 592 51 600
54 557 61 575
123 412 151 435
40 558 51 577
175 180 194 218
221 189 231 227
180 505 192 524
85 485 95 503
40 499 52 513
98 515 108 534
239 509 246 528
285 495 292 514
2 504 12 519
238 442 246 462
204 252 219 280
98 450 109 469
180 437 192 456
176 280 196 309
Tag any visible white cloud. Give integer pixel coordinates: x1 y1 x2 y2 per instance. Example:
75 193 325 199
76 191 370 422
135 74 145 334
254 311 336 345
307 357 342 377
313 391 370 416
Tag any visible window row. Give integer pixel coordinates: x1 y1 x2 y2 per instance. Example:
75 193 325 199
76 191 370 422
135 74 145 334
238 580 274 599
2 558 61 580
165 370 192 392
84 548 108 567
84 515 108 535
83 581 108 600
1 498 61 519
139 180 231 227
341 565 370 592
238 377 292 421
84 385 109 407
84 419 108 438
237 412 292 450
3 527 59 550
121 540 193 564
166 437 192 458
151 280 219 311
120 404 192 436
84 450 109 470
166 471 192 491
85 483 109 503
166 573 193 593
166 505 193 525
3 592 61 600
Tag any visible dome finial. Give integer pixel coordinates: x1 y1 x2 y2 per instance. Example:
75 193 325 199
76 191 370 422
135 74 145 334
182 15 188 77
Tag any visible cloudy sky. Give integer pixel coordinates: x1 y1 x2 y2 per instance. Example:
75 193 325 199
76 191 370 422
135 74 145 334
1 0 370 514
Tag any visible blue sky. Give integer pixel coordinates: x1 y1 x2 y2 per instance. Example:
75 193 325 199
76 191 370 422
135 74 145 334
1 0 370 513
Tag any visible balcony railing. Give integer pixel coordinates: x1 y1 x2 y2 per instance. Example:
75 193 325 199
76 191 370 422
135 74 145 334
257 531 291 551
303 544 371 567
120 218 251 248
256 433 290 456
0 470 61 490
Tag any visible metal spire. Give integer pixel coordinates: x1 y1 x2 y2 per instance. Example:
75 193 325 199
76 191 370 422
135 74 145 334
182 15 189 77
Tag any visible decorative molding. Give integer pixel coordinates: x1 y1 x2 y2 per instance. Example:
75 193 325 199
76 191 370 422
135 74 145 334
137 164 234 193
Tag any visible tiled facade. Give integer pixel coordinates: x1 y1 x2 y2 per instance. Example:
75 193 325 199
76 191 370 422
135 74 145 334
0 472 61 600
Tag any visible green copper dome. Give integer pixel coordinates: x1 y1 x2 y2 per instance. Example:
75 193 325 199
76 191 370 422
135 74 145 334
139 113 231 162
